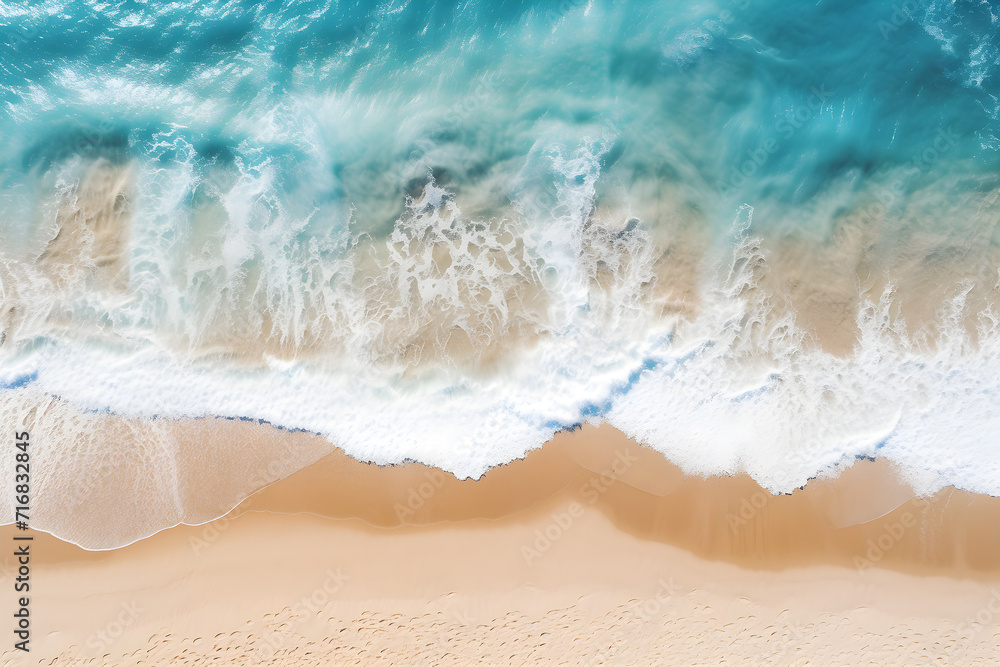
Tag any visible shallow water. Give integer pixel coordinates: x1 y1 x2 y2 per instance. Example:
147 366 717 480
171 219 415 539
2 0 1000 545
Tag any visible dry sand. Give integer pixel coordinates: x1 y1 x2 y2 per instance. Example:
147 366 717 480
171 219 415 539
2 423 999 665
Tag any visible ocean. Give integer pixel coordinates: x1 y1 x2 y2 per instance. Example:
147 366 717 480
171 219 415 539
1 0 1000 547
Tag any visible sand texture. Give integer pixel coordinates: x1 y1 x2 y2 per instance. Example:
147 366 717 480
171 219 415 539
0 424 998 665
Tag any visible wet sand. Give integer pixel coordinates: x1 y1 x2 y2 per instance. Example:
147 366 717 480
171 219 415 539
2 423 999 665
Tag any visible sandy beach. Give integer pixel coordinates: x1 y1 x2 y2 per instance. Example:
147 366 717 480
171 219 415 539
4 0 1000 664
2 423 998 665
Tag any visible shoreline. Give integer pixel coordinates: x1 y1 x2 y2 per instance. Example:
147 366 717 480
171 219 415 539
7 422 1000 574
2 423 999 664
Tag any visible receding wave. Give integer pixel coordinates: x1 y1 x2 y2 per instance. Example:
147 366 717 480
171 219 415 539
2 0 1000 548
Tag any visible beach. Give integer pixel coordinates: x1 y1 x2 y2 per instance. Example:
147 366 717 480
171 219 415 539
3 1 1000 663
3 422 998 665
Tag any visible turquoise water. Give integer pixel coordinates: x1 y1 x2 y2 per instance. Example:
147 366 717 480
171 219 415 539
2 0 1000 547
3 0 996 236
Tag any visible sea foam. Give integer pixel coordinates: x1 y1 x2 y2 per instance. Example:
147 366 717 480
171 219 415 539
3 0 1000 549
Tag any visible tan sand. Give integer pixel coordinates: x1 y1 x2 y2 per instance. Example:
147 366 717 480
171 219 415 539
2 423 999 665
761 206 1000 357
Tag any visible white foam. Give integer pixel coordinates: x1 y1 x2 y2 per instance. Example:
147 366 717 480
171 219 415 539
4 137 1000 549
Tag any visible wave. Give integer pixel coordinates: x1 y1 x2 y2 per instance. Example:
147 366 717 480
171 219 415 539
2 0 1000 547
